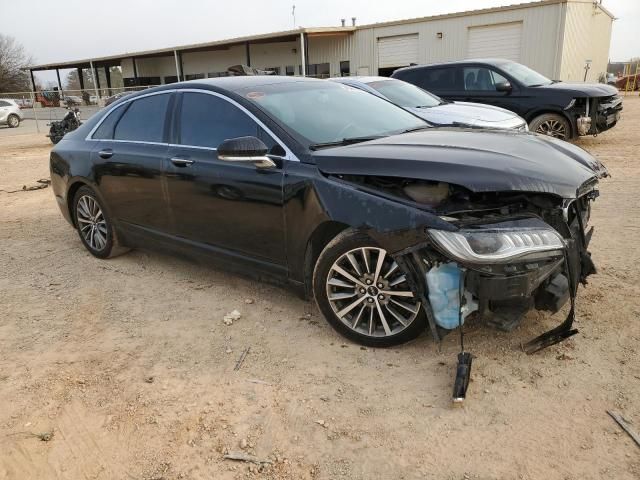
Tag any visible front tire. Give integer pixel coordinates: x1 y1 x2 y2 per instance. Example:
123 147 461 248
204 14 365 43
7 114 20 128
313 229 426 347
529 113 571 140
72 186 129 259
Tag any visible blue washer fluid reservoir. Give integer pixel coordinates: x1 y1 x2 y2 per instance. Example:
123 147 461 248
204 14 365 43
426 262 466 330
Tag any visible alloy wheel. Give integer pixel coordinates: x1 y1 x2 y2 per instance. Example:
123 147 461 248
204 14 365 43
8 115 19 128
326 247 420 337
76 195 108 251
535 119 567 138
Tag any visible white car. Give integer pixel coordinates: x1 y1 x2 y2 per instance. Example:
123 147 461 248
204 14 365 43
0 99 24 128
329 76 528 131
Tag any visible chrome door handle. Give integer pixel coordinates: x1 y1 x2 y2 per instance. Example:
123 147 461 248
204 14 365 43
170 157 194 167
98 149 113 159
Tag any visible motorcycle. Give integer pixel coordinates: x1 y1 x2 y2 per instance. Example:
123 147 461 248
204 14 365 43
47 107 82 144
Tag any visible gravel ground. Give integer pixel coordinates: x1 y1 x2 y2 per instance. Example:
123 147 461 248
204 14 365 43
1 98 639 480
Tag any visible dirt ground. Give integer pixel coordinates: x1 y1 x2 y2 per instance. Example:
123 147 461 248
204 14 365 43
1 98 639 480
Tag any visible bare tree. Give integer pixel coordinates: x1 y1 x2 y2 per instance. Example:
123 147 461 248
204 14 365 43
0 34 32 93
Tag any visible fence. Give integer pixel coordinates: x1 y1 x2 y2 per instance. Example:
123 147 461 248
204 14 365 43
0 85 159 136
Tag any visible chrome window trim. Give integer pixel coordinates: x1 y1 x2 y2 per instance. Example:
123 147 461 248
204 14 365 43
86 89 175 142
86 87 299 162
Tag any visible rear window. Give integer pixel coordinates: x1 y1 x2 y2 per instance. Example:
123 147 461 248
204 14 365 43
113 93 170 143
396 67 457 91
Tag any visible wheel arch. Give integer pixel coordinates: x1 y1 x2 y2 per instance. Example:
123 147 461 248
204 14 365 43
303 221 351 299
66 178 111 227
525 108 576 138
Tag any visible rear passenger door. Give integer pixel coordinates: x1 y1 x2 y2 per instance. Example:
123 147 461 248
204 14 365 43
398 67 463 101
163 90 287 265
90 91 173 233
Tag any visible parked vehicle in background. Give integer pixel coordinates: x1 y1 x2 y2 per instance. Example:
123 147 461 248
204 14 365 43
599 72 618 86
50 77 606 349
64 95 82 107
104 91 135 106
329 76 528 131
47 107 81 144
89 95 99 105
35 92 60 108
14 98 34 109
0 99 24 128
393 59 623 140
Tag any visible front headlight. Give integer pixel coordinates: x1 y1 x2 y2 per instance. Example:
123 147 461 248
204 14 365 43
428 224 565 264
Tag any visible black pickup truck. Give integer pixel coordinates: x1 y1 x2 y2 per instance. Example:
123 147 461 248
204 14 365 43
392 59 622 141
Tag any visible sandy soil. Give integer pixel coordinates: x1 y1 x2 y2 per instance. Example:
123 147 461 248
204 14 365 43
1 98 639 480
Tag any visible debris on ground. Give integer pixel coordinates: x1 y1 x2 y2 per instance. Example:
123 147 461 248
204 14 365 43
314 419 327 428
223 309 242 326
246 378 271 385
245 298 254 304
234 347 250 371
37 431 54 442
144 376 154 383
0 178 50 193
607 410 640 448
223 452 272 465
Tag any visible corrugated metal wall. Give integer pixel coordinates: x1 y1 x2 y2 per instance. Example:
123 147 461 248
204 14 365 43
306 35 353 77
118 1 613 83
348 2 565 78
559 2 613 81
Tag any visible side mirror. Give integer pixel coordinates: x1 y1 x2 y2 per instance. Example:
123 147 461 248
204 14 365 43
217 136 276 169
495 81 512 93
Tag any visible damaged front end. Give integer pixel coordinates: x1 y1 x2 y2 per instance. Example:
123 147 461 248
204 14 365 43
339 174 599 348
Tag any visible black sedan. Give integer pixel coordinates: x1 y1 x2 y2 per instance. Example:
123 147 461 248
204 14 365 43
50 77 607 347
392 59 622 140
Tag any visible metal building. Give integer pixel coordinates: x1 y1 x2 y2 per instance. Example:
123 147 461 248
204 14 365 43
28 0 615 94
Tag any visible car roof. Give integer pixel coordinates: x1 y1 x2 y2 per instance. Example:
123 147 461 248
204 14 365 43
119 76 332 102
0 98 18 103
329 76 394 84
394 58 513 73
182 75 323 92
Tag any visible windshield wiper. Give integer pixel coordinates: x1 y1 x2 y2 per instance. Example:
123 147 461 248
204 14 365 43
309 135 382 150
401 125 432 134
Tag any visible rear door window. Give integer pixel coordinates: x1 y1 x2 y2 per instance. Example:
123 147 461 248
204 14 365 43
402 67 457 91
92 105 126 140
113 93 170 143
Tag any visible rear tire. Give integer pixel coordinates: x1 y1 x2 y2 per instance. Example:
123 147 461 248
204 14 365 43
72 186 129 259
7 114 20 128
529 113 571 140
313 229 426 347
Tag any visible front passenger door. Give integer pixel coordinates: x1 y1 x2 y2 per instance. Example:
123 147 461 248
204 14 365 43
461 66 522 114
163 91 287 265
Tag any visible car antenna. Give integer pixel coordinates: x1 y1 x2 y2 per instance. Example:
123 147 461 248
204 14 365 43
452 266 472 403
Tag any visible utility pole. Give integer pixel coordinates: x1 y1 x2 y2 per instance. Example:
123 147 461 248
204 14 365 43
292 5 296 28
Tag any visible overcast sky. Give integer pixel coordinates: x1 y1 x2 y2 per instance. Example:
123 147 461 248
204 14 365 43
1 0 636 74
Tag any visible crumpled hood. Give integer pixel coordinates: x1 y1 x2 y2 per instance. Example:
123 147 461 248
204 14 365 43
535 82 618 97
313 129 607 199
411 101 524 129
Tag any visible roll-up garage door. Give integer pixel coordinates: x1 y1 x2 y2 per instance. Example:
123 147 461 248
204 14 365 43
467 22 522 62
378 34 419 69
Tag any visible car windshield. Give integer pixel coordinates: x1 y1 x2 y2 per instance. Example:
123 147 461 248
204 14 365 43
500 61 552 87
367 79 442 108
240 81 427 148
